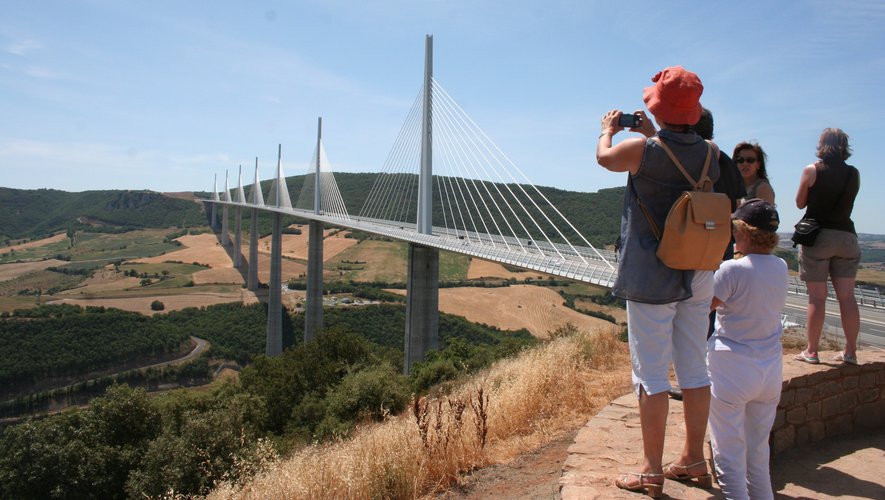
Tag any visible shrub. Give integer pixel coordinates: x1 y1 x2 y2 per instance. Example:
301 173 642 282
324 364 410 425
150 300 165 311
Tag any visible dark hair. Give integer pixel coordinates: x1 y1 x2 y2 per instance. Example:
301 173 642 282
733 142 769 181
816 128 852 161
662 122 692 133
692 108 714 140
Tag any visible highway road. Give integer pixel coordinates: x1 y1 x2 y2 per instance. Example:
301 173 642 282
784 294 885 349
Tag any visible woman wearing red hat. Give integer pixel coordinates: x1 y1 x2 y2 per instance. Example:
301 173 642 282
597 66 718 497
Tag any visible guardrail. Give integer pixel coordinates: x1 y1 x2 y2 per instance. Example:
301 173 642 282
788 276 882 309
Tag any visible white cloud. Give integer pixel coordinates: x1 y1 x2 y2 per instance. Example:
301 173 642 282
5 39 42 56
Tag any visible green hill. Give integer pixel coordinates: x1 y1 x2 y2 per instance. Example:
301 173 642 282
0 188 206 242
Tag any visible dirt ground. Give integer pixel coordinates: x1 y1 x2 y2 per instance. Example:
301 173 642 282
0 233 67 255
47 292 246 315
433 432 576 500
135 233 232 268
0 259 68 282
257 225 358 262
388 285 615 338
467 259 548 281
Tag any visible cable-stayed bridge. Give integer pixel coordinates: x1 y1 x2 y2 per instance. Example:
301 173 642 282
204 36 883 371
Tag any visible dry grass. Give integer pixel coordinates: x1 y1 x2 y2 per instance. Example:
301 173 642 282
387 285 613 338
46 292 245 315
135 233 232 269
208 325 630 499
0 259 69 282
0 233 67 255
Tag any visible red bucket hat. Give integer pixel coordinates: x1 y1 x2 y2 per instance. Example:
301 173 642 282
642 66 703 125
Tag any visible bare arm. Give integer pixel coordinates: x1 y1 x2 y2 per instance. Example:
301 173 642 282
596 110 650 174
795 164 817 209
710 296 724 311
756 181 776 205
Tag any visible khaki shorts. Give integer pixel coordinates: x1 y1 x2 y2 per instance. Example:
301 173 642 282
798 228 860 282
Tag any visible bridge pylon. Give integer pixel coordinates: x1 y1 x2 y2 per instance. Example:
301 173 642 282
404 34 440 374
305 117 325 342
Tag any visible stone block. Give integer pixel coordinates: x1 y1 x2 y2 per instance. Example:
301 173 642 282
821 395 842 418
859 372 878 389
779 389 795 407
808 420 826 442
786 406 806 425
817 381 841 399
785 376 807 389
795 425 810 447
854 401 885 430
858 388 879 404
842 375 858 390
838 363 862 376
795 387 815 405
773 409 785 430
808 370 834 385
839 389 859 410
771 425 795 455
806 400 821 419
825 414 853 437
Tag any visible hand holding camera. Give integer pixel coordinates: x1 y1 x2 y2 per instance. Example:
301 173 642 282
618 112 643 129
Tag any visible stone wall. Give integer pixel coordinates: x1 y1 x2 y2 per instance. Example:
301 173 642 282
771 350 885 455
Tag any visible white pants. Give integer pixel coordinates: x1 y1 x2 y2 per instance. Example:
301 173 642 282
708 349 782 500
627 271 713 396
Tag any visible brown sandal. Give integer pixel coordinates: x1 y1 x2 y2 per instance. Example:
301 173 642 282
663 460 713 488
615 472 664 498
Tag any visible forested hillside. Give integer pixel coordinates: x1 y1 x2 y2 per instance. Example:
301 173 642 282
197 172 625 246
0 301 538 498
0 188 206 241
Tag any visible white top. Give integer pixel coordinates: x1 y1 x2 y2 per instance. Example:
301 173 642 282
712 253 789 358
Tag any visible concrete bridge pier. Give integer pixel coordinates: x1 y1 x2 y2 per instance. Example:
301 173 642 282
266 212 283 356
221 205 230 247
404 243 439 374
233 207 243 267
209 202 218 230
247 208 259 290
304 220 324 342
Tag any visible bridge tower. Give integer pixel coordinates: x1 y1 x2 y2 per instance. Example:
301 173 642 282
247 157 263 291
266 145 288 357
221 170 232 247
233 165 245 268
304 117 325 342
404 34 440 374
210 174 219 229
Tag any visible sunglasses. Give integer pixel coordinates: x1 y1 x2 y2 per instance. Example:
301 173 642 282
735 157 758 165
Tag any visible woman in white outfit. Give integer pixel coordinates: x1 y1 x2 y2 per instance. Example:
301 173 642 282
708 199 788 500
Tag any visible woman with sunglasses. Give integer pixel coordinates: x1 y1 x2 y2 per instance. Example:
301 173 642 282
734 142 775 205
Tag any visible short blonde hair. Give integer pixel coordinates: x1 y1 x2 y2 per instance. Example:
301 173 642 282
732 219 779 253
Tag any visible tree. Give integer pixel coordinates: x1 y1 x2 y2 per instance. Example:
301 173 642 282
150 300 165 311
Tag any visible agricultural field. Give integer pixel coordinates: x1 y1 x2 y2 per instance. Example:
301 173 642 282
387 284 615 338
0 225 625 338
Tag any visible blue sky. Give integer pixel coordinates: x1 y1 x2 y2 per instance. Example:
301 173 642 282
2 0 884 234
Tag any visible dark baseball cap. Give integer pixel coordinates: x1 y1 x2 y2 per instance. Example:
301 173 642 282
733 198 779 232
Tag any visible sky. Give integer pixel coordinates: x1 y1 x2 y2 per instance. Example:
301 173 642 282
1 0 884 234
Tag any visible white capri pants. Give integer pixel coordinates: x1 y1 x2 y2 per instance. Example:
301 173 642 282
626 271 713 396
708 348 782 500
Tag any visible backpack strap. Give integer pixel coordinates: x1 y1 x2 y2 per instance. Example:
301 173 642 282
628 178 662 240
651 136 713 191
